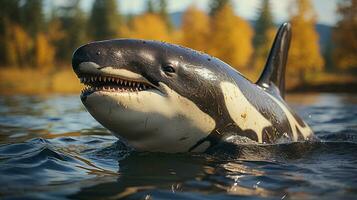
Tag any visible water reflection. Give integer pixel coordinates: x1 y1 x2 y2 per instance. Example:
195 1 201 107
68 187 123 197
0 93 357 199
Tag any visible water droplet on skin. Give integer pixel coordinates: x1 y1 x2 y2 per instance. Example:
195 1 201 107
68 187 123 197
283 132 288 138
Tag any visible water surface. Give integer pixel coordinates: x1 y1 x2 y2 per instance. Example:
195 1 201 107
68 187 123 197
0 93 357 199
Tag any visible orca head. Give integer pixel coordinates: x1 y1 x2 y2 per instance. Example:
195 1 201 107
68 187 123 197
72 39 226 152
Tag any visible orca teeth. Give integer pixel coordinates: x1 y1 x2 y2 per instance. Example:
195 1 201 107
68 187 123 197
79 74 153 94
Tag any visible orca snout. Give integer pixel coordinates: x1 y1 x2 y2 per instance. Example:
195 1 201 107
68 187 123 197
72 39 160 77
72 45 90 72
73 41 122 73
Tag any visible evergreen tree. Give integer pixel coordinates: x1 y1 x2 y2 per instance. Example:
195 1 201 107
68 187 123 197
146 0 155 13
0 0 21 66
54 0 87 61
209 0 231 16
253 0 276 70
333 0 357 70
288 0 324 83
254 0 274 48
158 0 172 31
0 0 21 29
88 0 120 40
323 39 334 72
21 0 44 37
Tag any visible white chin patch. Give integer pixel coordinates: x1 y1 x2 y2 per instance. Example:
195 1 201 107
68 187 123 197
83 83 216 153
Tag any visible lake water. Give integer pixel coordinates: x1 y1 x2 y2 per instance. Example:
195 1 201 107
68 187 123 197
0 93 357 200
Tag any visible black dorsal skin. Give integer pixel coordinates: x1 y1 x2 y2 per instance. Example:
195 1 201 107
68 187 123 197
256 23 291 99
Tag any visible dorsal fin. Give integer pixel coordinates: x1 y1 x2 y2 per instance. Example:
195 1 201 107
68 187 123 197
256 23 292 99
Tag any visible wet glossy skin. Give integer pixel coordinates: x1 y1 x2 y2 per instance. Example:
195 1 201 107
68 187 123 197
72 24 314 152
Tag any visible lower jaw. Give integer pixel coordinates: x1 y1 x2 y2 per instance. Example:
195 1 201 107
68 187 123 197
81 89 129 98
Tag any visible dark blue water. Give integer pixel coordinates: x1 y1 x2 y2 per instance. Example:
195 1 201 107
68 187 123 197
0 94 357 200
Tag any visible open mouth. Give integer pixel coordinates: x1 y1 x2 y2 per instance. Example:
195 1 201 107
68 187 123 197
79 74 155 96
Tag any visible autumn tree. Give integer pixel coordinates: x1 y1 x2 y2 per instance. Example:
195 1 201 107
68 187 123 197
21 0 55 68
208 3 254 69
0 0 46 68
3 24 32 67
288 0 324 83
253 0 276 70
34 33 55 70
333 0 357 70
144 0 172 31
181 5 210 52
88 0 120 40
122 13 171 42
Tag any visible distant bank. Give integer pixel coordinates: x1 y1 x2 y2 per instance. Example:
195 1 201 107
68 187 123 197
289 82 357 94
0 68 82 95
0 68 356 95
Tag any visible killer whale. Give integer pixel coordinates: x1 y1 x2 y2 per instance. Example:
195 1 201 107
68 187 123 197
72 23 314 153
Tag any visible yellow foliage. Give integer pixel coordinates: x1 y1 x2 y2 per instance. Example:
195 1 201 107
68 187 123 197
181 5 210 52
288 0 324 81
122 13 171 42
3 23 57 69
0 68 82 94
34 33 56 70
4 24 32 67
47 19 66 42
169 29 183 44
207 4 254 69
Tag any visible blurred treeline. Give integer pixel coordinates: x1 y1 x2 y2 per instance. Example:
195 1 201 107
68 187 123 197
0 0 356 85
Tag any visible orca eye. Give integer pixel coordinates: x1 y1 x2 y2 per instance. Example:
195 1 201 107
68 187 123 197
162 65 175 74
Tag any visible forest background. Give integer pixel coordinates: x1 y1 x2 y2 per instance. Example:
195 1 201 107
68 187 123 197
0 0 356 94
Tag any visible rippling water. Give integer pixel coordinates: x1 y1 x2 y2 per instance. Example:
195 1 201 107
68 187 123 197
0 94 357 200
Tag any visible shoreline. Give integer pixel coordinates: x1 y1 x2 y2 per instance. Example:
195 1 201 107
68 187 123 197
1 68 356 95
288 82 357 94
1 82 356 95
